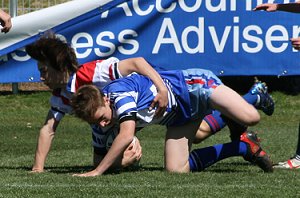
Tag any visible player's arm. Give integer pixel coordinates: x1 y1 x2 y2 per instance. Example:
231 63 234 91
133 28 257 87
0 9 12 33
74 120 136 177
118 57 168 117
93 136 142 169
290 37 300 50
276 3 300 12
120 136 142 167
31 111 60 172
253 3 300 12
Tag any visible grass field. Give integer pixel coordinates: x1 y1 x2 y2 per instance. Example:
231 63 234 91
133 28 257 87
0 91 299 197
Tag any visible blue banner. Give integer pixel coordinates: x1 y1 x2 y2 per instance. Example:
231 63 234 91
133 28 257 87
0 0 300 83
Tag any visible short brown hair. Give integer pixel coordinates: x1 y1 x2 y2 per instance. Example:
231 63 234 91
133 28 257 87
71 85 105 123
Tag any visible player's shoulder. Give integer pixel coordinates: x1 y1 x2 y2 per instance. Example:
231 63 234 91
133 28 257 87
79 57 119 71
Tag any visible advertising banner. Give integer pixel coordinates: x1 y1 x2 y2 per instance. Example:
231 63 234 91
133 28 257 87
0 0 300 83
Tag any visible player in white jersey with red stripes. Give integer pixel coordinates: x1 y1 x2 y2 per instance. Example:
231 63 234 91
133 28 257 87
25 32 168 172
50 57 136 120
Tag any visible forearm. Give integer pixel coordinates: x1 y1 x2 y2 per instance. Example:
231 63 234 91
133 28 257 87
32 126 55 172
277 3 300 13
135 58 167 92
94 136 141 170
0 9 10 21
122 57 167 93
0 9 12 33
93 135 132 174
93 121 136 175
118 57 168 116
32 113 58 172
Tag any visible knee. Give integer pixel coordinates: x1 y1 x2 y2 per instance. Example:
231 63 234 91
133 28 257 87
165 164 189 173
244 109 260 126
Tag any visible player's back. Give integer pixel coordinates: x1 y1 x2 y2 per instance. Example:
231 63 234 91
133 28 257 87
102 71 192 127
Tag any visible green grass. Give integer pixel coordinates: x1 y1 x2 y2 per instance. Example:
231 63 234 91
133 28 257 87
0 91 299 197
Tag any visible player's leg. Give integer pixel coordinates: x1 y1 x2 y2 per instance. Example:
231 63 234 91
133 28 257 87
164 120 199 173
193 119 212 144
209 84 260 127
224 77 275 140
189 131 273 172
248 78 275 116
194 109 248 143
273 122 300 169
194 78 274 144
296 122 300 162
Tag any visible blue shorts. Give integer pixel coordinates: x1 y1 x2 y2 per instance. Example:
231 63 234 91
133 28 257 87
181 68 223 121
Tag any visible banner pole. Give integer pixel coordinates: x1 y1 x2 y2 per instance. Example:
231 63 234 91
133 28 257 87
10 0 19 94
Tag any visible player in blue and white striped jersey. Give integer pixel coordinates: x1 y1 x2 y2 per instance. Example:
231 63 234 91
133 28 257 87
102 72 179 128
26 33 274 173
99 69 222 128
71 68 273 177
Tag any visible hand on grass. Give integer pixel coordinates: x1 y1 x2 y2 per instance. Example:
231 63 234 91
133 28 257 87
73 170 101 177
30 168 44 173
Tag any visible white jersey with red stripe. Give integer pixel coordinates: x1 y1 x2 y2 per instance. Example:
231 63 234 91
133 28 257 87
49 57 122 121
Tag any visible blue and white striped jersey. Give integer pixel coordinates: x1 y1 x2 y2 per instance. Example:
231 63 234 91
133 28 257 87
93 70 190 152
102 71 185 127
101 68 223 128
93 68 223 152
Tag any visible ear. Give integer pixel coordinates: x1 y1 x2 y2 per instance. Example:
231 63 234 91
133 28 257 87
104 96 110 105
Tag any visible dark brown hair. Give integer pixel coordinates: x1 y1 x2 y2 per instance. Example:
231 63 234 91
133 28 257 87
25 31 78 73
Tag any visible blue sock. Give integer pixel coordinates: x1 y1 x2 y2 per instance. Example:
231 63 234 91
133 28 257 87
243 92 258 106
189 141 248 172
203 111 225 133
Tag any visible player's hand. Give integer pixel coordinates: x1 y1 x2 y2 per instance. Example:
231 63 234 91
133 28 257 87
150 88 168 117
253 3 278 12
291 37 300 50
30 167 44 173
73 169 101 177
121 137 142 167
0 11 12 33
30 169 44 173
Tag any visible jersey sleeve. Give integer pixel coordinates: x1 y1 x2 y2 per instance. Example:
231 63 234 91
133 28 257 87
97 57 123 81
110 92 138 123
49 89 73 121
92 57 123 88
70 57 122 92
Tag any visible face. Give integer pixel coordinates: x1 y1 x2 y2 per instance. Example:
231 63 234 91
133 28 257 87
38 61 70 89
92 98 114 127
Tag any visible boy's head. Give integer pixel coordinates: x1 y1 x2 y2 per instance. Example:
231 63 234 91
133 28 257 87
71 85 113 127
25 31 78 89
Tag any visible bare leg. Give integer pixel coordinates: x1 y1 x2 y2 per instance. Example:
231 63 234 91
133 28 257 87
209 85 260 126
164 119 200 173
193 120 212 144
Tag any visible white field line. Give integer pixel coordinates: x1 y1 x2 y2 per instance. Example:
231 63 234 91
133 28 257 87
0 183 280 189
